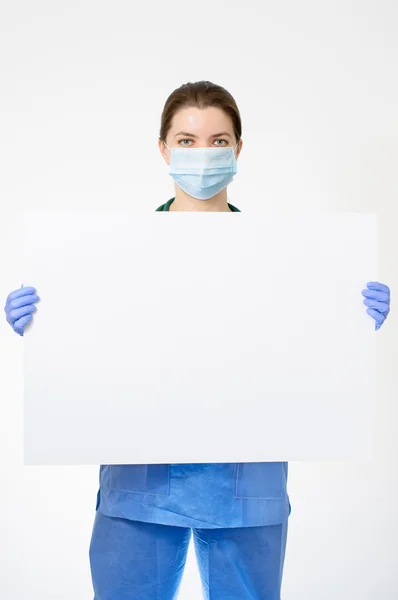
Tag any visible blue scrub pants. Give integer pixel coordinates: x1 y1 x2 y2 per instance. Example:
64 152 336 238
89 511 288 599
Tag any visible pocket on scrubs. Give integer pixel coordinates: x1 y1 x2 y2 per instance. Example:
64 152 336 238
107 464 171 496
234 462 284 499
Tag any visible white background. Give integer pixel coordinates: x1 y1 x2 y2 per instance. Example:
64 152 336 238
0 1 397 598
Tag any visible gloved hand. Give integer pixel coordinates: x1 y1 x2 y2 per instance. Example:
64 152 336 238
4 286 40 336
362 281 390 330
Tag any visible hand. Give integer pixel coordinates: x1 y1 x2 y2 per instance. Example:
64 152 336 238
4 286 40 336
362 281 390 330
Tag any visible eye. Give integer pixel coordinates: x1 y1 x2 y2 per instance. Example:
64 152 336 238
179 139 193 146
213 139 228 146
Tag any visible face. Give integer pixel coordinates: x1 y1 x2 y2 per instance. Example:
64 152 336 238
158 106 242 165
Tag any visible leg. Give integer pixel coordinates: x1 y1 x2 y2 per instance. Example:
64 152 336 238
89 511 192 600
192 521 288 600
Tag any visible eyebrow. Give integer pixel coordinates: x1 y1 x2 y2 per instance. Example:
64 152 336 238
174 131 232 138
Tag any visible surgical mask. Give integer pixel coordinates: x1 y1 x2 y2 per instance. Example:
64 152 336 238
164 142 238 200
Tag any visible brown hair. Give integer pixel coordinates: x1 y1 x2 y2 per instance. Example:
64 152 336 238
159 81 242 144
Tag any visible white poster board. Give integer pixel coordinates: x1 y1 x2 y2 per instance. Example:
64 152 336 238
22 212 377 465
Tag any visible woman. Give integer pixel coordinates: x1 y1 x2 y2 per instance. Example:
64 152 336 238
4 81 391 600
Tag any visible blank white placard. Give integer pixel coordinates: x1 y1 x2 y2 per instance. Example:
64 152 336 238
22 211 377 465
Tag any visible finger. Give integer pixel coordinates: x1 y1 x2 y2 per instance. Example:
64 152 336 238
366 307 385 326
367 282 390 295
363 299 390 313
5 287 37 305
9 304 37 324
362 289 389 303
7 293 40 310
14 313 32 332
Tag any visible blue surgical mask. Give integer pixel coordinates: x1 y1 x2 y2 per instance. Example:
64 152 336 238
164 142 238 200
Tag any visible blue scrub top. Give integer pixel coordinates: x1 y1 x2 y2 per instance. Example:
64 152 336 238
96 198 291 528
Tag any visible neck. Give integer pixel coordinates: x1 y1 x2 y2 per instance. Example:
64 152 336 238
170 187 232 212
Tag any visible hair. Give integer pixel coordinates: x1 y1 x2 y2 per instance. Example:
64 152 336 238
159 81 242 144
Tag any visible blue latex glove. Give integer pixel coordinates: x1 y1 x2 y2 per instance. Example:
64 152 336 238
4 286 40 336
362 281 390 330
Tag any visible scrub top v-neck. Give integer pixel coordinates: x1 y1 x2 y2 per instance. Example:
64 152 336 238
96 198 291 528
156 197 241 212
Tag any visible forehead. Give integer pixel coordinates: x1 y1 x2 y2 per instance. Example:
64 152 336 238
169 106 233 135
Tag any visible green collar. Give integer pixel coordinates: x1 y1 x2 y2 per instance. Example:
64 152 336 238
156 198 241 212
